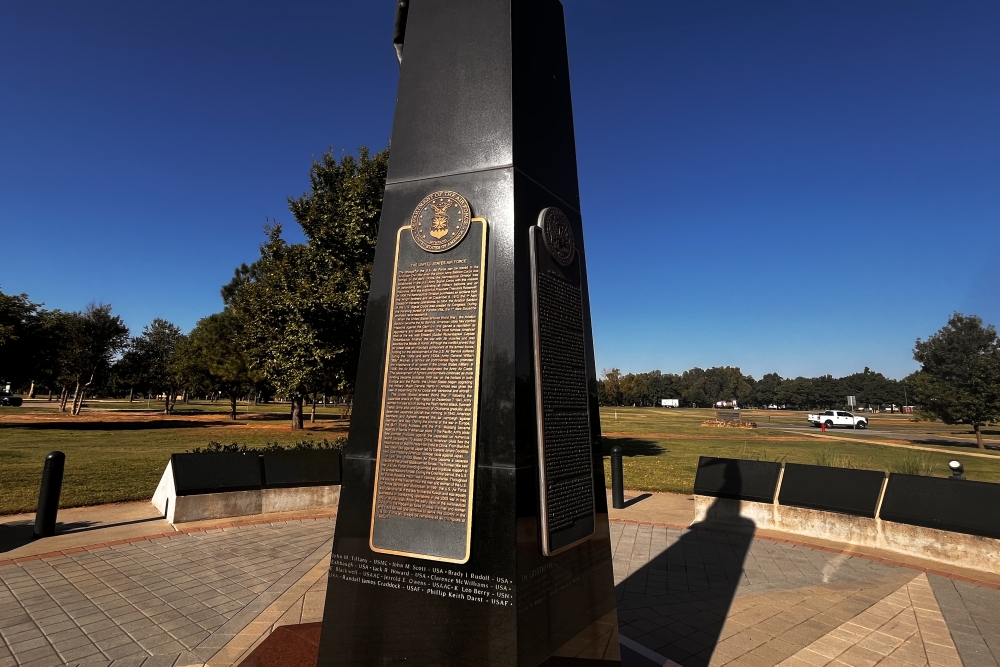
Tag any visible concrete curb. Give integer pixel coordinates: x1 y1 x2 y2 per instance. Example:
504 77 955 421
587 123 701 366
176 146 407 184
607 517 1000 591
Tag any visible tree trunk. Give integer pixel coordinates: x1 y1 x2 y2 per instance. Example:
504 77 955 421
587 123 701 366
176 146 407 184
311 394 317 423
291 395 304 430
59 386 69 411
27 381 35 399
975 423 984 450
72 374 93 416
128 387 134 403
182 389 188 404
71 381 82 415
230 395 238 421
47 388 53 401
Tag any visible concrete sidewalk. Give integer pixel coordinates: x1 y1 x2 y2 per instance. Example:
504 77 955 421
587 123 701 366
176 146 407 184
1 494 998 667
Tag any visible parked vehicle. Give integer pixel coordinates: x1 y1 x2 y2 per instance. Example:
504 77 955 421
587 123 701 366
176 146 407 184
807 410 867 429
0 392 23 407
660 399 680 408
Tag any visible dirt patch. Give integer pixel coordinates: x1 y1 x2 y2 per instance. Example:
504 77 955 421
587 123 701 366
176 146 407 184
0 408 350 435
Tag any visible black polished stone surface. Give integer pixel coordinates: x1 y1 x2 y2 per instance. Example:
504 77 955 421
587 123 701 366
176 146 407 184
879 473 1000 539
261 450 342 489
317 2 617 665
170 453 261 496
778 463 885 518
693 457 782 503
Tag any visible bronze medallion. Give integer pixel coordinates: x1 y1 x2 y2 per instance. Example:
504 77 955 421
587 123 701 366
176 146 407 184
538 207 575 266
410 190 472 253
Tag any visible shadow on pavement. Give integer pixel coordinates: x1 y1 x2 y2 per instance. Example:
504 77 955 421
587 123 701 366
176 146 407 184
621 493 653 509
618 460 754 667
0 520 93 553
57 516 164 535
0 516 165 554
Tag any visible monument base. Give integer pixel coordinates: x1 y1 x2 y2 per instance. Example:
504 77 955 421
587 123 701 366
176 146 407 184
240 622 629 667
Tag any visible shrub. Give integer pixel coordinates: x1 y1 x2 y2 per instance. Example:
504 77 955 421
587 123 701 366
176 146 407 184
814 449 872 469
887 452 936 476
188 437 347 454
909 410 938 423
737 442 787 463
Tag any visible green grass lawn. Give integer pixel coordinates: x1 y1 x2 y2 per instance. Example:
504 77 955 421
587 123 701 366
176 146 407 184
600 407 1000 494
3 403 998 516
0 405 349 515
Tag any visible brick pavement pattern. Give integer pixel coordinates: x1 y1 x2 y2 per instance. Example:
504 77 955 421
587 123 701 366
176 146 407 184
611 521 1000 667
2 515 999 666
0 520 332 667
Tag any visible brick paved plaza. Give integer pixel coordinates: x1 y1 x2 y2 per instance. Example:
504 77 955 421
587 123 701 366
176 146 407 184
1 500 998 667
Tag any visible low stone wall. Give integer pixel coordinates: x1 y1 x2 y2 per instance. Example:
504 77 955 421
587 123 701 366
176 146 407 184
152 460 341 524
693 495 1000 576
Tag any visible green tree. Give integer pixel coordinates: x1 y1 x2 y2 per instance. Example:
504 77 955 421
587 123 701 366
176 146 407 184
171 311 255 420
752 373 783 407
0 288 41 391
59 304 130 414
913 313 1000 449
111 347 150 402
599 368 623 406
228 146 389 429
129 319 184 414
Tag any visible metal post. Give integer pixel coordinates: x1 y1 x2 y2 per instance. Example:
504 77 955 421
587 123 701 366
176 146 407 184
610 446 625 509
34 451 66 539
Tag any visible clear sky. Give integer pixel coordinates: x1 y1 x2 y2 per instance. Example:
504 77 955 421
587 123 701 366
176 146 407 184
2 1 998 381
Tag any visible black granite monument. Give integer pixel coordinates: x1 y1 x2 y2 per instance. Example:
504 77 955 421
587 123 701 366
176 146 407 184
316 1 619 664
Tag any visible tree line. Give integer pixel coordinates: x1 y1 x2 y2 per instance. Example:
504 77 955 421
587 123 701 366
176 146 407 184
0 146 389 428
3 143 997 442
598 313 1000 449
597 366 909 412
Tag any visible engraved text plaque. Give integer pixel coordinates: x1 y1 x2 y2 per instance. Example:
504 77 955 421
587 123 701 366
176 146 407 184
370 212 488 564
530 207 596 556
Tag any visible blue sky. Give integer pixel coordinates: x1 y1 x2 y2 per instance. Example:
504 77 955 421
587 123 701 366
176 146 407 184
2 1 998 380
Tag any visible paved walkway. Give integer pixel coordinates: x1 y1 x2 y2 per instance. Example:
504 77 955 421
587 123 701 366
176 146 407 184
0 494 998 667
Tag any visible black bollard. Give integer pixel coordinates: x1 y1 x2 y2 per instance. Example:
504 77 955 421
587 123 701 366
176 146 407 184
33 451 65 539
610 445 625 509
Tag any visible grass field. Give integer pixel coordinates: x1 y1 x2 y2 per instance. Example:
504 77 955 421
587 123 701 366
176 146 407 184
2 402 999 516
0 402 349 515
599 407 1000 494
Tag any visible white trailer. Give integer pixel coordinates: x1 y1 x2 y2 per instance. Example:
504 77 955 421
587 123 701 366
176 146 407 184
661 399 680 408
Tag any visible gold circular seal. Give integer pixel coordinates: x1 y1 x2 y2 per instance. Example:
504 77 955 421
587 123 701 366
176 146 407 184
538 207 575 266
410 191 472 253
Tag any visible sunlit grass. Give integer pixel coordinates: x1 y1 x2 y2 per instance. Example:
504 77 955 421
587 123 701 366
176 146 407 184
0 404 348 515
600 407 1000 494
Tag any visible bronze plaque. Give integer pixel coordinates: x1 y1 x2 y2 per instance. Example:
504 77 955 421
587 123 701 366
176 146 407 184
530 207 595 556
370 206 488 564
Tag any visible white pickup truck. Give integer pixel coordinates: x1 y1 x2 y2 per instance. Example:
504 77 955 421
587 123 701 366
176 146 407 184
807 410 868 429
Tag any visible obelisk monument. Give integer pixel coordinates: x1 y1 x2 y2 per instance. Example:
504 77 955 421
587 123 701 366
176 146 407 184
317 1 619 664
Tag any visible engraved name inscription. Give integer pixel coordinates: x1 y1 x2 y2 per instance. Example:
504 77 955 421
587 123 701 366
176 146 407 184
537 269 594 532
330 554 513 606
375 258 481 524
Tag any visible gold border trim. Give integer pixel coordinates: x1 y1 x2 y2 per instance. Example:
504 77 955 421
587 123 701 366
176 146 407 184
368 217 489 564
530 222 595 557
